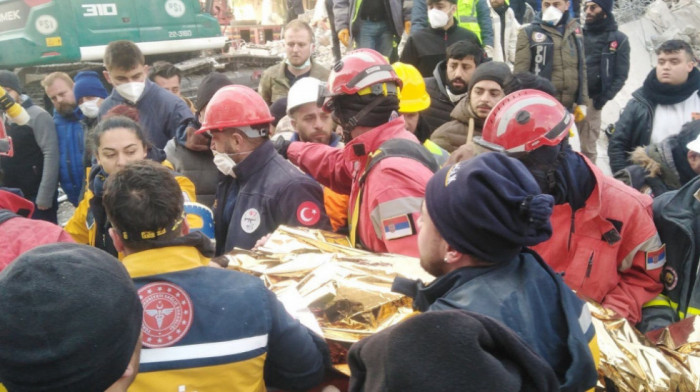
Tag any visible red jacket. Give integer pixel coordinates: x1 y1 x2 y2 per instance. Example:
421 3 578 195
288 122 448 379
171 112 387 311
288 118 433 256
530 156 664 324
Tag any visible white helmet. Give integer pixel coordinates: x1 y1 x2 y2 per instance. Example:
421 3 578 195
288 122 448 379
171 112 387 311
286 77 323 115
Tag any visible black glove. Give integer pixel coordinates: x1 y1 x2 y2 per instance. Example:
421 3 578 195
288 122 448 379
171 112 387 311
273 137 292 159
593 96 607 110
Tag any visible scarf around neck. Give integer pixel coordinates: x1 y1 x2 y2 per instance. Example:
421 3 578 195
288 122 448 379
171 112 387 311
643 67 700 106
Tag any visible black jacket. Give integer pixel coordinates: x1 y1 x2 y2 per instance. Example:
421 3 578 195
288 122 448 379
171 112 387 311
608 87 655 173
400 19 480 77
583 16 630 109
423 61 457 133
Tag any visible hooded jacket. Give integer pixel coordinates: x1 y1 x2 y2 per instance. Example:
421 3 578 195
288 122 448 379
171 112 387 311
640 176 700 332
423 61 459 133
430 96 483 152
392 249 599 391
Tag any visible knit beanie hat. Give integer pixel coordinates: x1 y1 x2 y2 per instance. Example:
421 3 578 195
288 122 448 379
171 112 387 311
270 97 288 127
73 71 109 102
425 152 554 264
0 70 22 94
0 243 143 392
348 310 560 392
195 72 233 113
589 0 613 16
468 61 512 92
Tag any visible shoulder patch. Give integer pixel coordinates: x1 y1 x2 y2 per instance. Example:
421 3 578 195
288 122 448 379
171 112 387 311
139 282 194 348
532 32 547 43
296 201 321 226
609 41 618 51
241 208 261 234
382 214 415 240
646 244 666 271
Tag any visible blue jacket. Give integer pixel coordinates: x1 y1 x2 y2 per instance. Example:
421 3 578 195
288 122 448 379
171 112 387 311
53 108 84 206
123 241 328 391
213 140 331 255
394 249 598 392
98 79 193 150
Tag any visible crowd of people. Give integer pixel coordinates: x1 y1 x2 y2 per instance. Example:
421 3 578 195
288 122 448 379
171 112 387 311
1 0 700 390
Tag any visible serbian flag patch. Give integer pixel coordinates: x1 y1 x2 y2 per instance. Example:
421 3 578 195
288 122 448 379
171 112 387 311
646 244 667 270
382 214 415 240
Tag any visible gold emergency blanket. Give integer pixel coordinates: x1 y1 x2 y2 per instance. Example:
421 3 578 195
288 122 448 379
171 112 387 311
225 226 433 366
589 303 700 391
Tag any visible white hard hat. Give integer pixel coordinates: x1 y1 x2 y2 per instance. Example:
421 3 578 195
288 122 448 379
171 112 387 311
687 134 700 153
287 77 323 115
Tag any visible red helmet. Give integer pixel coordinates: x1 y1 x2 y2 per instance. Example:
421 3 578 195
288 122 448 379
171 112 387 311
319 48 402 112
476 89 573 154
196 85 274 135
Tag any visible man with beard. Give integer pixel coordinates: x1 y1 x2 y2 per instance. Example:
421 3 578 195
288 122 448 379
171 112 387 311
41 72 86 206
514 0 587 113
580 0 629 163
259 20 330 105
423 40 485 133
609 39 700 173
431 61 510 152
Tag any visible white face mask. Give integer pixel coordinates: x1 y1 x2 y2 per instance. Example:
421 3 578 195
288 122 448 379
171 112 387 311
541 6 564 25
213 151 237 177
79 99 100 118
115 82 146 103
428 8 450 29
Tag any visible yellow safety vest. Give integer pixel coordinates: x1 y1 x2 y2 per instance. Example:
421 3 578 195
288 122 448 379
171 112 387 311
457 0 482 43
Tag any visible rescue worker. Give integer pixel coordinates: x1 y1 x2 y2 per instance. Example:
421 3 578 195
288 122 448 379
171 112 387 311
64 115 196 258
392 62 449 165
102 160 329 391
513 0 588 113
392 153 598 389
196 85 330 255
475 89 666 325
286 77 349 233
276 49 436 257
641 139 700 332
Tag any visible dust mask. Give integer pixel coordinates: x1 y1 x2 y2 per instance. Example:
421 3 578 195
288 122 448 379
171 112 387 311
541 6 563 26
79 99 100 118
428 8 450 29
115 82 145 103
213 150 236 177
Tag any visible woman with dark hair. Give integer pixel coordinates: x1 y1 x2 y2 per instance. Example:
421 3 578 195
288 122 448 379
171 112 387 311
64 115 195 257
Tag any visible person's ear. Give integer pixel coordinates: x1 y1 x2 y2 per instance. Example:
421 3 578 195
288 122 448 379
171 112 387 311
443 244 462 264
103 70 113 86
109 228 125 253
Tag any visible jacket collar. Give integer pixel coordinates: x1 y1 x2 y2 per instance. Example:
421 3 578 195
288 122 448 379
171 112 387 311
430 18 461 35
122 245 209 278
432 61 449 96
342 117 412 164
232 139 276 182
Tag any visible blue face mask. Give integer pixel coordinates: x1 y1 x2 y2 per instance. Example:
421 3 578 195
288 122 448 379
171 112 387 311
285 57 311 70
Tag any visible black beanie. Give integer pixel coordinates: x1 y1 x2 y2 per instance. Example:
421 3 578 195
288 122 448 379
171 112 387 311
348 310 560 392
590 0 613 15
0 243 143 392
425 153 554 264
195 72 233 113
270 97 288 127
0 70 22 94
468 61 512 92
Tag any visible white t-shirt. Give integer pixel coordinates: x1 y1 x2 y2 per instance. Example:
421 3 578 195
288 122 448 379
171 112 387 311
651 93 700 144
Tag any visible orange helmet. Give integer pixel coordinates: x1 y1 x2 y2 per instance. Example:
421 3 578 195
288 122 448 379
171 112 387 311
196 85 274 136
475 89 572 155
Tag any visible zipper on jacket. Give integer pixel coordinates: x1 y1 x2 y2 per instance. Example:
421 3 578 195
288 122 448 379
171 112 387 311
585 252 594 278
567 211 575 251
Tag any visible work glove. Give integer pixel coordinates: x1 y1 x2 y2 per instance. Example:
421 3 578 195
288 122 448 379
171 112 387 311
404 21 411 35
573 104 587 122
273 137 292 159
338 29 350 47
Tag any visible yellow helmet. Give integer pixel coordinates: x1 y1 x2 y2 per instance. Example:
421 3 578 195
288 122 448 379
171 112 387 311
391 62 431 113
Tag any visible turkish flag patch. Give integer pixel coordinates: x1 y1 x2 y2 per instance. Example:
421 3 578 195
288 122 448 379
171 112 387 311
297 201 321 226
